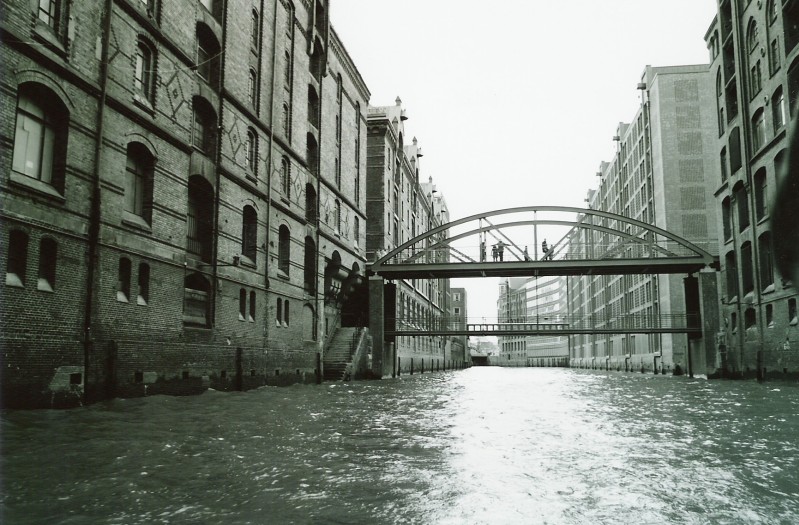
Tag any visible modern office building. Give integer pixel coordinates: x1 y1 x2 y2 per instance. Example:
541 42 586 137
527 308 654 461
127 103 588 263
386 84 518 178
1 0 369 407
705 0 799 378
365 98 456 374
567 65 721 374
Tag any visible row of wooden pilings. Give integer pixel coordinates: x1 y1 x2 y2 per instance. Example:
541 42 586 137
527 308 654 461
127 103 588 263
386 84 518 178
391 358 470 378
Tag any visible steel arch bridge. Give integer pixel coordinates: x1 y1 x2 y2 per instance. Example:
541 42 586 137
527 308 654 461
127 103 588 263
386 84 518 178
366 206 720 377
369 206 719 279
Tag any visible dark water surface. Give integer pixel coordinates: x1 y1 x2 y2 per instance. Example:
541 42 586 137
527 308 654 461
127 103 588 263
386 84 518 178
2 368 799 524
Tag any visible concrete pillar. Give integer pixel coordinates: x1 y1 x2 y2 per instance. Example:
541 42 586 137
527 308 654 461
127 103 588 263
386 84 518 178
698 269 721 377
368 275 385 378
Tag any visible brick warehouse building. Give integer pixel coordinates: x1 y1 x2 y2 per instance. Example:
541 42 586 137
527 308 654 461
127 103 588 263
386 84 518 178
1 0 369 408
705 0 799 378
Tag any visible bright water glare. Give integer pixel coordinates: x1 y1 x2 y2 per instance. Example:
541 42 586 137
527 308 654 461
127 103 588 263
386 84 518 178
2 368 799 524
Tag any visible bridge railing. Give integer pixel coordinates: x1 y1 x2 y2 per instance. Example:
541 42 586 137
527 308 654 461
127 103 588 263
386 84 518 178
377 239 719 265
389 313 700 332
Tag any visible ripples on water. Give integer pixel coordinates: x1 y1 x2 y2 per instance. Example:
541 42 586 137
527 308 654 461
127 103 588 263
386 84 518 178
2 368 799 524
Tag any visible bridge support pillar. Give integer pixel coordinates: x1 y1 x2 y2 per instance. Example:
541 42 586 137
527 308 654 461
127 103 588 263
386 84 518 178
698 269 721 377
368 275 386 378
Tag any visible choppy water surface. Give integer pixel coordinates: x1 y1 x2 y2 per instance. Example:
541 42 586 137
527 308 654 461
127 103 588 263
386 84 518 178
2 368 799 524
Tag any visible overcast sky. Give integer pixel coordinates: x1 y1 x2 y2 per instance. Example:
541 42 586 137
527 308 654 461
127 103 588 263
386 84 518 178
332 0 719 321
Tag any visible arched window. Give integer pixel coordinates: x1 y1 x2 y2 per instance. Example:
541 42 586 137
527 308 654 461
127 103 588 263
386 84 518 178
12 83 69 193
248 69 257 107
118 257 131 302
772 87 786 131
248 291 256 322
304 236 316 294
282 102 290 137
303 304 316 341
134 40 155 103
767 0 777 24
196 23 221 88
759 232 774 290
747 19 759 54
284 300 290 326
307 85 320 129
751 108 766 150
246 128 258 173
283 50 291 87
187 176 214 262
754 168 768 220
725 251 738 300
37 237 57 292
281 156 290 197
733 182 750 232
239 288 247 320
750 60 762 96
125 143 154 224
305 183 317 223
138 263 150 305
192 97 217 156
722 196 732 241
250 9 259 49
716 70 725 136
306 133 319 175
278 225 290 275
741 241 754 296
276 297 282 325
183 273 211 326
720 147 728 182
6 230 29 287
242 205 257 263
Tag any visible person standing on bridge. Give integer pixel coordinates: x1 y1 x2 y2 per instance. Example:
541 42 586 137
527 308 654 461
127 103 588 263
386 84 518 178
496 240 506 261
541 239 550 260
491 244 498 262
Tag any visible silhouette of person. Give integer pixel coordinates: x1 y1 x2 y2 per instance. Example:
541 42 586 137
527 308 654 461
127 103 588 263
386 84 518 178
541 239 549 260
480 240 486 262
496 241 506 261
491 245 498 262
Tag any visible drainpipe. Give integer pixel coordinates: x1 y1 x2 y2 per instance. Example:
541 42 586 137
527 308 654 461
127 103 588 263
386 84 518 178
210 3 229 326
83 0 113 403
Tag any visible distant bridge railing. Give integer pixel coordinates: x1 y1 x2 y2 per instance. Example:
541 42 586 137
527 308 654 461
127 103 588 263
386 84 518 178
386 314 701 336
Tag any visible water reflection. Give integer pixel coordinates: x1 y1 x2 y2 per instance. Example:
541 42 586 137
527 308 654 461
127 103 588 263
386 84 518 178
2 368 798 524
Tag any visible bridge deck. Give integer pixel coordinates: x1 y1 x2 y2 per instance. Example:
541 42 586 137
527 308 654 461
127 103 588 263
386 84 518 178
370 257 718 279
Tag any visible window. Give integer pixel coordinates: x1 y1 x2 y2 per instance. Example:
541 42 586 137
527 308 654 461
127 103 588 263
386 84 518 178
38 0 61 30
118 257 131 302
722 197 733 241
248 69 257 107
771 39 781 74
307 86 320 129
134 41 155 103
137 263 149 305
183 273 211 327
281 156 290 197
725 251 738 300
335 200 341 233
187 176 214 262
278 225 290 275
747 19 759 54
246 129 258 173
239 288 247 321
754 168 768 219
454 293 461 301
354 216 360 247
790 298 798 325
716 71 725 136
196 23 220 88
720 147 728 182
334 158 340 187
789 60 799 117
759 232 774 290
454 307 461 315
284 50 291 87
125 143 154 224
750 61 762 96
729 127 742 173
304 236 316 294
284 300 290 327
282 102 290 137
242 205 257 263
192 97 216 156
6 231 29 288
752 109 766 150
745 308 756 329
766 304 774 327
276 297 282 326
305 184 316 223
249 291 256 322
12 84 68 193
251 9 259 50
37 238 57 292
767 0 777 24
772 88 786 131
734 182 749 232
306 133 318 175
741 241 754 296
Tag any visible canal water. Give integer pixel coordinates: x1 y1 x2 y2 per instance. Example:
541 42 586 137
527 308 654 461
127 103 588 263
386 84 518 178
2 368 799 524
